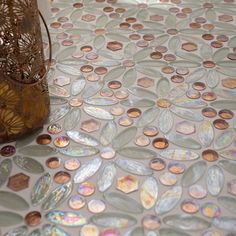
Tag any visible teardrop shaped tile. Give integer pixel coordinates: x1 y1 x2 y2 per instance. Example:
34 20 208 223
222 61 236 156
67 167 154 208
41 181 73 212
212 217 236 232
13 155 44 174
63 108 81 131
116 159 153 176
84 97 118 106
219 148 236 161
42 224 70 236
58 146 99 157
71 79 86 96
198 121 214 147
49 105 70 123
19 145 56 157
104 192 143 214
140 177 158 210
136 108 159 127
0 159 12 187
156 77 171 98
100 121 117 146
158 109 173 134
83 106 114 120
155 186 182 215
118 147 156 159
181 161 207 187
98 163 116 192
31 173 52 206
46 210 87 226
211 100 236 110
0 191 29 211
218 160 236 175
206 165 224 196
214 129 235 150
0 211 23 227
159 149 199 161
74 157 102 183
218 195 236 214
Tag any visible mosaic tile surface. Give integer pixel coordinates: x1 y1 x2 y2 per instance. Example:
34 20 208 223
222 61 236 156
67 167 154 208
1 0 236 235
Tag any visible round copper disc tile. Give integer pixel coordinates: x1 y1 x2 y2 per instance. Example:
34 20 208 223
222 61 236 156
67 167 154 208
118 116 133 126
157 99 172 108
53 136 70 148
135 135 150 147
108 80 122 89
219 109 234 119
143 126 159 137
46 157 61 169
68 195 86 210
69 98 83 107
100 88 114 97
25 211 41 227
36 134 52 145
219 14 233 22
125 17 136 23
203 23 214 30
169 7 180 13
181 199 199 214
189 22 201 29
73 2 83 8
129 34 141 40
132 23 144 30
202 149 219 162
100 147 116 159
64 158 81 171
216 35 229 42
107 41 123 51
78 182 95 196
213 119 229 130
168 161 186 174
192 81 206 91
176 12 187 18
195 17 206 23
211 41 223 48
62 39 74 46
152 138 169 149
94 67 108 75
222 78 236 89
149 158 166 171
110 106 125 116
188 184 207 199
50 22 61 28
51 7 60 13
95 28 106 34
103 6 114 12
150 51 162 59
136 40 149 47
80 65 94 73
114 90 129 99
142 215 161 230
120 22 130 28
70 34 81 40
164 54 176 61
127 108 142 118
202 33 214 40
167 28 178 35
115 8 126 13
161 66 175 74
150 15 164 21
0 145 16 157
86 52 99 60
123 60 135 67
203 2 214 8
186 89 201 99
61 23 73 29
202 107 217 118
176 67 189 75
56 32 68 40
54 171 71 184
182 42 198 51
86 73 100 82
80 45 93 52
171 75 184 83
203 61 216 68
109 13 120 19
201 91 217 101
88 199 106 213
155 46 168 53
143 34 155 41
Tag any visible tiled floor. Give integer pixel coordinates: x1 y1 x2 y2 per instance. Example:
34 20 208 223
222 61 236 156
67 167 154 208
1 0 236 235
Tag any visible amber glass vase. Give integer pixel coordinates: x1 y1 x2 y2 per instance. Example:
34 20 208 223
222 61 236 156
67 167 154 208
0 0 50 143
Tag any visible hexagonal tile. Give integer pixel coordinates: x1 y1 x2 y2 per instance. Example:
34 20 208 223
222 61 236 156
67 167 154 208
182 42 198 52
176 121 196 135
116 175 139 193
81 119 100 133
137 77 154 88
7 173 30 191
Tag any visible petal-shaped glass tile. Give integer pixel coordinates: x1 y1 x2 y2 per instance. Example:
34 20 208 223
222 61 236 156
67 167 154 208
181 161 207 187
50 96 68 105
71 79 86 96
120 98 155 107
118 147 156 159
214 129 235 150
0 211 23 227
218 196 236 214
49 105 70 123
49 85 70 98
74 157 102 183
67 130 100 147
84 98 118 106
185 68 206 84
82 81 104 99
18 145 56 157
90 212 137 228
41 181 73 212
163 215 211 231
4 225 28 236
0 159 12 187
218 160 236 175
159 228 191 236
98 163 116 192
159 149 199 161
42 224 70 236
31 173 52 206
0 191 29 211
156 77 170 98
210 100 236 110
104 192 143 214
103 66 126 81
155 186 182 215
198 121 214 147
58 146 99 157
112 127 137 150
140 177 158 210
13 155 44 174
46 210 87 226
158 109 173 134
57 64 82 76
172 97 207 109
116 159 152 176
63 108 81 131
212 217 236 233
219 148 236 161
83 106 114 120
129 87 157 100
136 108 159 127
100 121 117 146
206 165 224 196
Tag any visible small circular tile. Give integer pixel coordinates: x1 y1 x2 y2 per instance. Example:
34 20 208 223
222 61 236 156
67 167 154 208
25 211 41 227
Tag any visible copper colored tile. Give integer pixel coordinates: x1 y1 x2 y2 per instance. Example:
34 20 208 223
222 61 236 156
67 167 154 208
161 66 175 74
202 107 217 118
103 6 114 12
73 2 83 8
81 14 96 22
218 109 234 119
118 116 133 127
25 211 42 227
227 53 236 60
46 157 61 169
222 78 236 89
213 119 229 130
150 15 164 21
143 126 159 137
120 22 130 29
157 99 172 108
132 23 144 30
202 60 216 68
129 34 141 40
182 42 198 51
69 98 83 107
211 41 223 48
127 108 142 118
36 134 52 145
171 75 184 83
0 145 16 157
107 41 123 51
108 80 122 89
80 45 93 52
150 51 163 59
202 149 219 162
81 119 100 133
163 54 176 61
80 65 94 73
143 34 155 41
54 171 71 184
137 77 154 88
7 173 30 191
123 60 135 67
94 67 108 75
202 34 214 40
149 158 166 171
125 17 136 23
167 28 178 35
152 137 169 149
192 82 206 91
201 91 217 101
219 14 233 22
